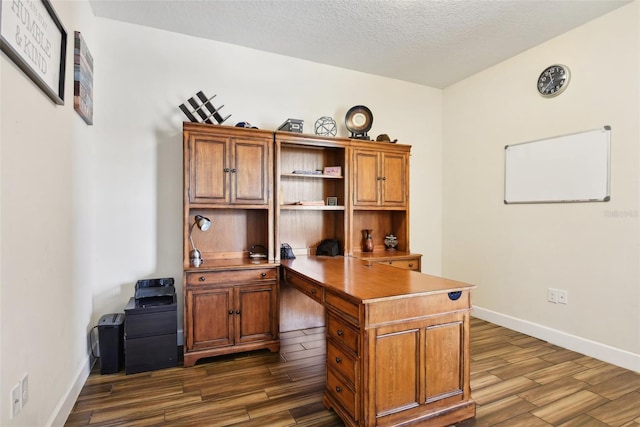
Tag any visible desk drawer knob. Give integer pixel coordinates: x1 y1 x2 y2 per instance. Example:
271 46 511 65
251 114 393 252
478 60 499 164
310 288 317 294
260 272 267 278
335 386 342 393
335 357 342 364
408 263 414 268
448 291 462 301
199 276 205 282
337 329 344 336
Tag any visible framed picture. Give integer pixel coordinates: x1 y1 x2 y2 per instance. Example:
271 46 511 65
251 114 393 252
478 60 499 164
0 0 67 105
74 31 93 124
323 166 342 177
326 197 338 206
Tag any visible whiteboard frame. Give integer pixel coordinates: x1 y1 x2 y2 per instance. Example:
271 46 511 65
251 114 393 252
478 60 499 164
504 126 611 204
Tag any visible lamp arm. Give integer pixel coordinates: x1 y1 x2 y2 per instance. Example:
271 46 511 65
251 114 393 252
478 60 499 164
189 222 198 251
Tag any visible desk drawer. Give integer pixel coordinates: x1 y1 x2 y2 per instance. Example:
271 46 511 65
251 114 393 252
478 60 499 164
327 368 357 421
327 339 357 387
283 270 324 304
327 313 359 355
186 268 276 285
378 257 420 271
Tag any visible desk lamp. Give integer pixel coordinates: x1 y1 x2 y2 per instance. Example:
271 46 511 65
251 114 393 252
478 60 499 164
189 215 211 267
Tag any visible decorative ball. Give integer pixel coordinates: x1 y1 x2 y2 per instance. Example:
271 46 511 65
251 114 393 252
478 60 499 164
314 116 337 137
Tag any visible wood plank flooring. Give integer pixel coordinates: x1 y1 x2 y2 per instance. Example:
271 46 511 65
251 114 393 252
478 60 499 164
65 318 640 426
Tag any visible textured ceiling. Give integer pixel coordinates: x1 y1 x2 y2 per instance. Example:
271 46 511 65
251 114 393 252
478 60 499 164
89 0 630 88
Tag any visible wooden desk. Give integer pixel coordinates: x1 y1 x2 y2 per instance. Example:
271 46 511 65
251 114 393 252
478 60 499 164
281 256 476 427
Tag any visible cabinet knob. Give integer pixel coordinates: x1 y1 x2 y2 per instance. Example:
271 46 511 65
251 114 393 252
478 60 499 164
335 357 342 364
236 310 241 315
199 276 205 282
223 168 230 173
388 261 393 265
261 272 267 278
408 263 414 268
310 288 316 294
228 310 234 315
382 176 387 180
230 168 237 173
335 386 342 393
337 329 344 336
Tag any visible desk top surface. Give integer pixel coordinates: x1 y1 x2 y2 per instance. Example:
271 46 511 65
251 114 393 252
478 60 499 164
281 256 476 303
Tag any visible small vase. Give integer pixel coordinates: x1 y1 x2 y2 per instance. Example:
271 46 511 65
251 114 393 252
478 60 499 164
363 229 374 252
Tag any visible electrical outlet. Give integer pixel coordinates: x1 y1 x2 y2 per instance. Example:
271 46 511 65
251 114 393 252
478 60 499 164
20 373 29 407
547 288 558 303
558 290 568 304
10 383 21 418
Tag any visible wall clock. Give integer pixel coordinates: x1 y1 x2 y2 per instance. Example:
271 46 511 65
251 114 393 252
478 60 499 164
537 64 570 98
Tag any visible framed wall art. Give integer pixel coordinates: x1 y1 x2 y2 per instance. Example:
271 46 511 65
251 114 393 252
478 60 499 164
0 0 67 105
74 31 93 124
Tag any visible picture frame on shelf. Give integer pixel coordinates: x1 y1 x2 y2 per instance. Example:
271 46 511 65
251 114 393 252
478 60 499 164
323 166 342 176
326 197 338 206
0 0 67 105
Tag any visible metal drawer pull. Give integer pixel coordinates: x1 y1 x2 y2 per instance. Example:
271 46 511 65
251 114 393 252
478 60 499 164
335 386 342 393
236 310 241 315
230 168 237 173
199 276 205 282
335 357 342 364
337 329 344 336
261 272 267 278
228 310 234 315
223 168 230 172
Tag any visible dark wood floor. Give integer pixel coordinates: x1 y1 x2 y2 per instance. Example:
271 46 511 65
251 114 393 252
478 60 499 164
65 318 640 427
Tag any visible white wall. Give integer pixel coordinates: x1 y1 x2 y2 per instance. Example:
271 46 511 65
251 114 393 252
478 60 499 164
1 1 97 426
443 2 640 370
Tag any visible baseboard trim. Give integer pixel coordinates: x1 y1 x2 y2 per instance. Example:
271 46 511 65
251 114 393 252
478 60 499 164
473 306 640 372
47 353 94 427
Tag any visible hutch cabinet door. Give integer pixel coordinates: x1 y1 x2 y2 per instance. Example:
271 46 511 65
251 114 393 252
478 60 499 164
188 134 229 204
353 149 381 206
353 149 408 207
381 152 407 207
185 287 234 351
231 138 270 205
235 283 278 344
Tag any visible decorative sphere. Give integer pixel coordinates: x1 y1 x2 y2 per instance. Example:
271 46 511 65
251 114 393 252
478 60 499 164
314 116 337 137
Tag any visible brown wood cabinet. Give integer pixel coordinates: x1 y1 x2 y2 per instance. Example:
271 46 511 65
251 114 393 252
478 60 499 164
185 124 271 205
352 146 408 208
282 257 476 427
183 266 279 368
183 123 279 367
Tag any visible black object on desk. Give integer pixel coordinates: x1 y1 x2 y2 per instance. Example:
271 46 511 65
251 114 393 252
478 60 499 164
124 278 177 374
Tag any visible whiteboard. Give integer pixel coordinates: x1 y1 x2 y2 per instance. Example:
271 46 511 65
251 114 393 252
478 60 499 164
504 127 611 204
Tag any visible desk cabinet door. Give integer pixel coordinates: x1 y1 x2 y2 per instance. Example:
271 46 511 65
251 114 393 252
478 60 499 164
235 283 278 344
371 315 466 421
185 287 233 351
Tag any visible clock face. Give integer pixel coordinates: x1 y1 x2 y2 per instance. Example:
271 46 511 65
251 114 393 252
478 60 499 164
537 65 570 97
